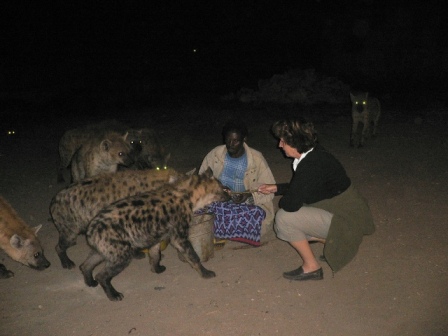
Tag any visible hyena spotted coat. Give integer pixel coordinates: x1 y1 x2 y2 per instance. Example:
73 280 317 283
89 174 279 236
58 120 171 183
125 128 171 170
79 168 230 301
0 196 50 278
57 120 132 183
350 92 381 147
50 168 182 269
70 131 134 183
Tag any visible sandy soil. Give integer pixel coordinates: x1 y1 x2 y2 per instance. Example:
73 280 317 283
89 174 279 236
0 105 447 336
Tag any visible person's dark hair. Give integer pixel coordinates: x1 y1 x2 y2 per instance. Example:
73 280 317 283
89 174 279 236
271 117 317 153
221 119 248 142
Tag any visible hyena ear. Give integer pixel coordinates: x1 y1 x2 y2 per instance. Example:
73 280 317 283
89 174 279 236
185 168 197 176
203 167 214 178
350 92 355 101
122 132 129 140
164 152 171 164
33 224 43 235
10 234 26 249
101 139 112 151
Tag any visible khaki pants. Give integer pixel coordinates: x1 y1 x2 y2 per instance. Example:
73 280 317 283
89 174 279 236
274 206 333 242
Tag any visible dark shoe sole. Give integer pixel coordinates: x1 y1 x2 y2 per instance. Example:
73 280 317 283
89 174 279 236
283 267 323 281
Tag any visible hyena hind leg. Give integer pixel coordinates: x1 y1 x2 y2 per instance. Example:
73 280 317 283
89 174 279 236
171 237 216 279
79 250 105 287
95 259 132 301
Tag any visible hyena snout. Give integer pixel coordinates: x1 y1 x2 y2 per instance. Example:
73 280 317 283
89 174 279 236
29 252 51 270
356 103 365 113
119 152 134 167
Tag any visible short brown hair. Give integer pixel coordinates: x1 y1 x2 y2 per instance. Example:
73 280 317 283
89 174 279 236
271 117 317 153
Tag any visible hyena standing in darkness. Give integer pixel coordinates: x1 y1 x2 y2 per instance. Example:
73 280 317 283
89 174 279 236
350 92 381 147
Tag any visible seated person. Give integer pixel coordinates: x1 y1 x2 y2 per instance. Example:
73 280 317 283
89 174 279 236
198 119 276 246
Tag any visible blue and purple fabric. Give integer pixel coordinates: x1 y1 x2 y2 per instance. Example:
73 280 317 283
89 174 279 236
196 202 266 246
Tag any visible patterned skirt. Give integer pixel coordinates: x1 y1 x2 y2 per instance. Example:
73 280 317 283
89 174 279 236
196 202 266 246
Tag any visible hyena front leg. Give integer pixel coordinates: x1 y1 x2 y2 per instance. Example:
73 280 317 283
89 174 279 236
79 250 104 287
350 114 361 147
0 264 14 279
171 236 216 279
95 259 132 301
360 113 370 147
55 229 79 269
147 243 166 274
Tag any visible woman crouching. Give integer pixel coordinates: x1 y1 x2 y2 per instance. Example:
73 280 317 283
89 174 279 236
258 117 375 280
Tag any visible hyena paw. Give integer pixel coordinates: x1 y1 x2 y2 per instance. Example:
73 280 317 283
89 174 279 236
202 269 216 279
105 288 124 301
153 265 166 274
60 258 76 270
0 264 14 279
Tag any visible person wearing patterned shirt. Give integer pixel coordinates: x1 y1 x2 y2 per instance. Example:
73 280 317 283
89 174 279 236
199 119 275 246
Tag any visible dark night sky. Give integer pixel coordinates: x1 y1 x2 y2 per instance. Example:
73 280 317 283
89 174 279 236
1 1 447 108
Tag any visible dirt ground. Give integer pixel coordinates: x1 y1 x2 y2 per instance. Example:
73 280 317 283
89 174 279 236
0 105 447 336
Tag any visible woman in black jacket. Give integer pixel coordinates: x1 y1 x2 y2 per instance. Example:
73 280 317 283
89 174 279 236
258 117 375 281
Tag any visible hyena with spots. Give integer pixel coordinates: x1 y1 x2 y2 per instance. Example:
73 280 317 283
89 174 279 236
79 168 230 301
122 128 171 171
0 196 50 278
70 131 134 182
50 168 182 269
58 121 170 182
57 120 133 183
350 91 381 147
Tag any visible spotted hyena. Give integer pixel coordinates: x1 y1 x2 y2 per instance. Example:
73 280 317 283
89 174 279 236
70 131 134 183
123 128 171 170
79 168 230 301
50 168 182 269
57 120 132 183
0 196 51 278
58 121 170 182
350 91 381 147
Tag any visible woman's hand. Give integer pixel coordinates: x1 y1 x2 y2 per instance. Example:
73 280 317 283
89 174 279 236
257 184 277 194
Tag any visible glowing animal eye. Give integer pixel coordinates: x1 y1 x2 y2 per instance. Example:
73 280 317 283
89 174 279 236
156 167 160 170
363 101 367 105
34 252 40 258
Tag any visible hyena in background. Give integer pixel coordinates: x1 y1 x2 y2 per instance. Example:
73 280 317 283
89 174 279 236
70 131 133 182
0 196 50 278
79 168 230 301
58 120 170 183
350 92 381 147
50 168 182 269
124 128 171 170
57 120 132 183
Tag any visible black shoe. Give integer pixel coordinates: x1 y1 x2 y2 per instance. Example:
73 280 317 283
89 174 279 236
283 266 323 281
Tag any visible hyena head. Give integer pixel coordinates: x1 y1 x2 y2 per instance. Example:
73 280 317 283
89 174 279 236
350 92 369 114
128 128 170 170
9 225 51 270
100 132 134 167
180 167 231 211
